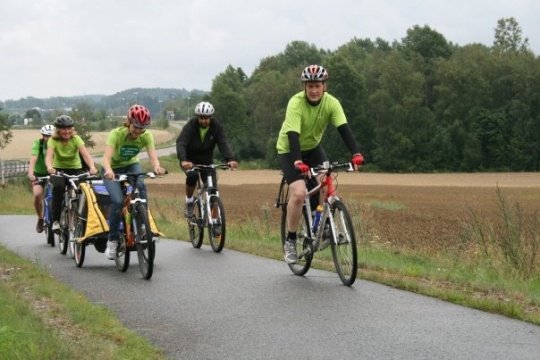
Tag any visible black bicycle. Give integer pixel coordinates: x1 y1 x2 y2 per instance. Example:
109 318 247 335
51 172 101 256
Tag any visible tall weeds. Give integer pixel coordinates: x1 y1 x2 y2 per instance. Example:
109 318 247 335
463 187 539 280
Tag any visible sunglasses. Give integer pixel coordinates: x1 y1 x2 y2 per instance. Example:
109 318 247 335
130 123 147 132
198 116 211 120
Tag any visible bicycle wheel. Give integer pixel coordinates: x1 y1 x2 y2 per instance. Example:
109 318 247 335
73 219 86 267
59 206 70 255
329 200 358 286
281 203 313 276
208 196 226 253
134 204 154 280
189 199 204 248
115 232 130 272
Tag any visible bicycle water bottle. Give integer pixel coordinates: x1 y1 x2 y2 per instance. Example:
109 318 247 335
312 205 323 233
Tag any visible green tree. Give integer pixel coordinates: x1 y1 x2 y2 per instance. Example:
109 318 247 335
493 17 530 54
0 107 13 150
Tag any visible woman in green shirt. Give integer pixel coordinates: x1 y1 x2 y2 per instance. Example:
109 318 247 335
45 115 98 233
101 104 165 260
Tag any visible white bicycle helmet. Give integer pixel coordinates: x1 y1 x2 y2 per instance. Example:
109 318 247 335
41 124 55 136
194 102 215 116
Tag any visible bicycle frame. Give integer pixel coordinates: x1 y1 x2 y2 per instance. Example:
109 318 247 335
302 162 354 255
37 176 54 246
187 164 229 252
117 173 149 248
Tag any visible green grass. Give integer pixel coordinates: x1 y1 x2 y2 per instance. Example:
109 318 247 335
0 245 165 360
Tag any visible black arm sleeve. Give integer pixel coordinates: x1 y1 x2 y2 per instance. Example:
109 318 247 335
286 131 302 161
337 124 360 155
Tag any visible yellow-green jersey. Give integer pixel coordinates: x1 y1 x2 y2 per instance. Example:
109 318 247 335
276 91 347 154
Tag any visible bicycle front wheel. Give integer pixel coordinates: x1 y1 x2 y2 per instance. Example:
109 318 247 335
281 204 313 276
73 219 86 267
208 196 226 253
115 232 130 272
134 204 154 280
59 206 70 255
329 200 358 286
189 199 204 248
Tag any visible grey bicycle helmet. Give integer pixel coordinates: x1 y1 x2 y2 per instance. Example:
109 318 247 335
54 115 74 128
301 64 329 82
194 102 215 116
41 124 55 136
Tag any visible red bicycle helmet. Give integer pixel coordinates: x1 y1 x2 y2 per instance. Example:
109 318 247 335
128 104 151 128
301 64 329 82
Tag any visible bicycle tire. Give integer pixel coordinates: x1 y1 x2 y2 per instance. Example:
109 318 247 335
115 232 130 272
134 204 154 280
281 200 313 275
73 220 86 267
59 206 70 255
208 196 226 253
329 200 358 286
189 199 204 248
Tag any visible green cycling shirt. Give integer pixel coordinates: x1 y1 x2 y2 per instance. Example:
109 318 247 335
47 135 84 169
105 126 155 168
276 91 347 154
30 139 48 175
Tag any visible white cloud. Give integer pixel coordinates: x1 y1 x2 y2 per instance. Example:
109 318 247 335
1 0 538 100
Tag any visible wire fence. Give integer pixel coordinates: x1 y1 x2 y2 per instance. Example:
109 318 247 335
1 159 29 180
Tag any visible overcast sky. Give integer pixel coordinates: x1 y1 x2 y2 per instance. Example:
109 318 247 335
1 0 538 101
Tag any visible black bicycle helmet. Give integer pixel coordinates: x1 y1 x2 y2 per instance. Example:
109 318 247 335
54 115 74 128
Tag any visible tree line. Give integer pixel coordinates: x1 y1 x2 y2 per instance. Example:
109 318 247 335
204 17 539 172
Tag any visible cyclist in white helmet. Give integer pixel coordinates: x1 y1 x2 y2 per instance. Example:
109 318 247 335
277 65 364 264
176 101 238 218
28 125 55 233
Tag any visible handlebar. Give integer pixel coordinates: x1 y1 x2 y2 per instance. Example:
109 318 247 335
310 161 354 175
114 171 164 182
188 164 231 172
54 171 102 181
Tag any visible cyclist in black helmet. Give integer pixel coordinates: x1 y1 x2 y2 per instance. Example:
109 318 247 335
45 115 98 233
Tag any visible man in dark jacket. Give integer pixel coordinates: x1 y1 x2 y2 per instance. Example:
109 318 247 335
176 101 238 217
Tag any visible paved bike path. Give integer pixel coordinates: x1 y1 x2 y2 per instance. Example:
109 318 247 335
1 215 539 359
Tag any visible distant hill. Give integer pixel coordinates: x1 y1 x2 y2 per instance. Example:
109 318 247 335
1 87 207 114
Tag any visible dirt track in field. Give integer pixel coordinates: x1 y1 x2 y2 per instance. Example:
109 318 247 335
148 171 540 252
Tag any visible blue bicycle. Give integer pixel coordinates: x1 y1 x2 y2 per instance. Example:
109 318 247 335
37 176 54 247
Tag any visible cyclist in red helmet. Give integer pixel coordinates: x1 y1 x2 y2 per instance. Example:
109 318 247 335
101 104 165 260
276 64 364 264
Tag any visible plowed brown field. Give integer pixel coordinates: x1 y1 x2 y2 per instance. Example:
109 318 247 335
148 171 540 252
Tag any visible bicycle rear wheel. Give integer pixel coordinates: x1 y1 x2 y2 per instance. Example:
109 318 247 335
329 200 358 286
134 204 154 280
115 232 130 272
208 196 226 253
189 199 204 248
281 204 313 276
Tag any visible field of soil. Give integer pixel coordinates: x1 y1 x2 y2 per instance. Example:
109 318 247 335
5 128 539 252
148 171 540 252
2 129 176 160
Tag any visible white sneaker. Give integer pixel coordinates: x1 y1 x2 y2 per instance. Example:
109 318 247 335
105 240 118 260
52 221 60 233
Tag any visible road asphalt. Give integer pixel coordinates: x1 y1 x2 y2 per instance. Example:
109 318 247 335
1 215 539 359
